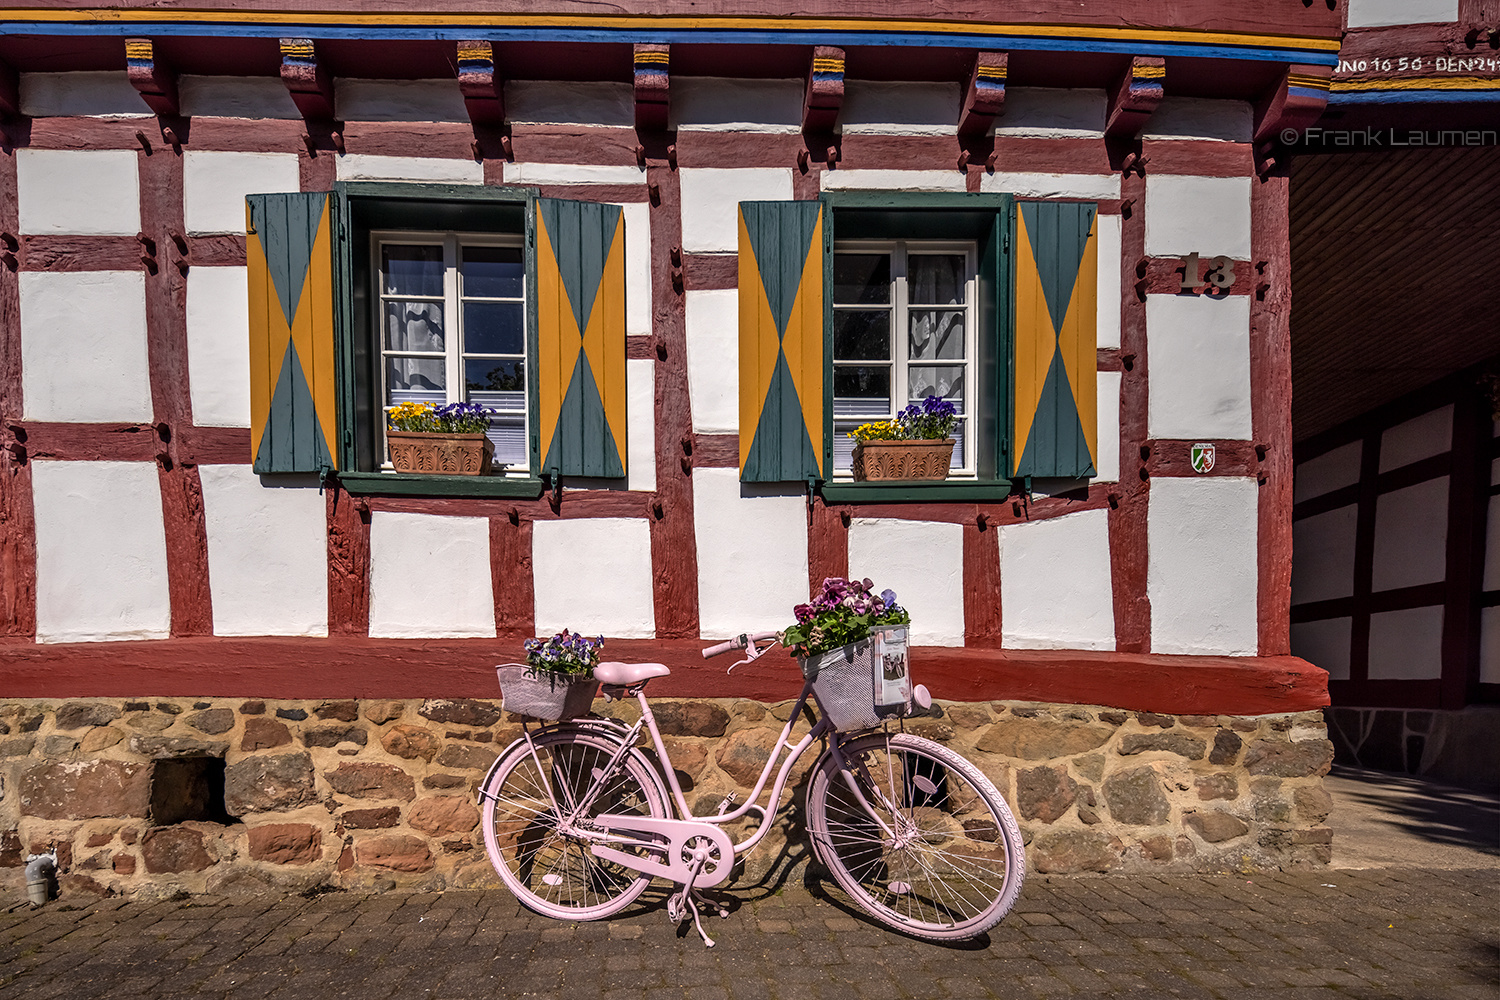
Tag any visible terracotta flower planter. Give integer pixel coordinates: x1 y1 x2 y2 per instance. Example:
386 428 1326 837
850 439 955 481
386 431 494 476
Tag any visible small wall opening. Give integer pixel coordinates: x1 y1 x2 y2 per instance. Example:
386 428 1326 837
150 757 236 826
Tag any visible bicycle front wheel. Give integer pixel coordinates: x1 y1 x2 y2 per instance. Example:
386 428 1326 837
806 732 1025 940
480 729 669 920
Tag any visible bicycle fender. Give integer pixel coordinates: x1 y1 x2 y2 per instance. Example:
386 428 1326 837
588 816 736 888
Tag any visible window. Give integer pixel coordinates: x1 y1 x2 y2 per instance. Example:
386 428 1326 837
246 185 630 496
832 242 977 476
376 235 528 468
737 192 1100 495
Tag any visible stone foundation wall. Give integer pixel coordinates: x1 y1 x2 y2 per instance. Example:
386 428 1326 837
0 696 1335 900
1326 705 1500 793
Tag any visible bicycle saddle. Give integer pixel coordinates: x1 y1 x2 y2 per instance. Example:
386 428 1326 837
593 661 670 685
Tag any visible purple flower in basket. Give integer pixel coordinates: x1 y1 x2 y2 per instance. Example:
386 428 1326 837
780 576 911 660
523 629 602 678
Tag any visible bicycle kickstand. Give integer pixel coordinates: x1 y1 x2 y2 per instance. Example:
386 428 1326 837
665 855 726 947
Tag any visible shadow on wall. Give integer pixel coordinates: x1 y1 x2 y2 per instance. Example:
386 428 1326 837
1326 706 1500 793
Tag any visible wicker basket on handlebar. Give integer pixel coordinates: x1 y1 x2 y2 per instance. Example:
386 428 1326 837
797 627 915 732
495 663 598 721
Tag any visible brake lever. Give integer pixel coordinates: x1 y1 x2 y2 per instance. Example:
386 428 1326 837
726 635 778 674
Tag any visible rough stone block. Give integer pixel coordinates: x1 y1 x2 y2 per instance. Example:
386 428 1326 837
1102 766 1170 826
1209 729 1242 765
325 762 416 801
277 708 308 721
1293 785 1333 824
302 727 368 748
1243 739 1335 778
1118 733 1207 759
381 725 441 761
976 719 1113 760
1016 765 1077 823
141 827 214 873
407 797 480 837
240 701 265 715
419 699 503 727
363 701 405 724
714 729 779 787
0 736 37 758
129 736 229 758
80 728 124 752
241 717 292 751
20 760 151 819
315 700 359 722
1031 829 1115 873
342 807 400 829
43 735 78 755
1134 712 1174 729
247 823 322 865
1195 773 1239 801
356 834 434 872
1185 810 1250 843
224 753 315 815
1139 835 1174 861
434 744 498 771
113 854 136 874
186 709 235 735
124 713 173 733
55 702 122 730
652 701 730 738
422 774 467 790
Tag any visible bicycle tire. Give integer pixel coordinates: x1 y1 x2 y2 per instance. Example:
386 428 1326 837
805 732 1026 940
480 728 669 921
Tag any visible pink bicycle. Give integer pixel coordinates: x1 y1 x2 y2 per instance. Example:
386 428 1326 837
477 631 1025 944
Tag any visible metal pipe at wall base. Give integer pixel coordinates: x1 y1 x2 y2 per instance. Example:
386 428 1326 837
24 852 57 906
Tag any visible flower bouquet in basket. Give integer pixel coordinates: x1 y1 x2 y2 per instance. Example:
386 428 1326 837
495 630 603 720
782 578 915 731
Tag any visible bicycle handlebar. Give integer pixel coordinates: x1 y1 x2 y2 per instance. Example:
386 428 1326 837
702 631 779 659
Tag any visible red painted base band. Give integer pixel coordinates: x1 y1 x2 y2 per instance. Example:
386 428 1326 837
0 637 1329 716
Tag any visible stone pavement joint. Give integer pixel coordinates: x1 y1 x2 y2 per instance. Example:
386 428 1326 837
1 869 1497 1000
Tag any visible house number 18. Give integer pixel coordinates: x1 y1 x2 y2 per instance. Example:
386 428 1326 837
1178 252 1236 293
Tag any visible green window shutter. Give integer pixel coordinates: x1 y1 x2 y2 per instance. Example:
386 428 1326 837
738 200 825 483
534 198 628 478
1012 201 1099 480
247 191 339 474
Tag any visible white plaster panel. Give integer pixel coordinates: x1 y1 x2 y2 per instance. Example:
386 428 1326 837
685 288 740 434
179 76 301 119
187 266 252 428
198 465 328 637
368 513 495 638
978 172 1122 200
1291 505 1358 605
336 79 467 121
1095 212 1122 350
32 461 171 643
506 81 634 127
1290 618 1352 681
840 81 962 135
620 201 653 337
183 151 301 236
999 508 1115 650
1144 175 1252 258
672 78 804 133
1348 0 1458 28
627 359 657 492
20 271 152 423
1093 370 1121 484
19 72 147 118
1379 405 1453 472
1148 477 1259 656
1145 294 1253 440
533 518 656 638
847 519 965 647
1294 440 1362 504
335 155 483 185
820 170 968 192
1480 606 1500 684
693 469 809 638
17 150 140 236
504 163 647 186
1367 605 1445 680
1371 477 1449 592
678 168 794 253
993 88 1106 137
1141 99 1254 142
1485 494 1500 592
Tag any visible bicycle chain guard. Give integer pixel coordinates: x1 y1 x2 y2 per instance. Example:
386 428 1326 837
587 815 736 888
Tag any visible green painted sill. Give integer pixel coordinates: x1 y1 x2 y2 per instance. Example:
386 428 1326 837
337 472 546 498
820 480 1017 503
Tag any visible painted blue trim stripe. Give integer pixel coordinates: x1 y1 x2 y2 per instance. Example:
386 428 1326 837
1329 89 1500 104
0 21 1340 64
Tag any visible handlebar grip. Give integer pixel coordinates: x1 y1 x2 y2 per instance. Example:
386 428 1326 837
702 637 741 659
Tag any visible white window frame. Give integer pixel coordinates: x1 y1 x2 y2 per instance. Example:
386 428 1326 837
832 239 979 478
372 230 528 473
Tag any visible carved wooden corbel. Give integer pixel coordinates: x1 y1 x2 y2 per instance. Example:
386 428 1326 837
125 38 180 118
1104 56 1164 139
634 43 670 132
957 51 1007 137
1252 64 1331 173
457 40 505 127
280 38 337 122
803 46 845 134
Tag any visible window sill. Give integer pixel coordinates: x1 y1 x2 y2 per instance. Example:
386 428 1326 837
820 480 1017 503
337 472 546 498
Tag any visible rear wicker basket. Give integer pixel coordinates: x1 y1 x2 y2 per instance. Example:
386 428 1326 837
495 663 597 720
797 627 914 732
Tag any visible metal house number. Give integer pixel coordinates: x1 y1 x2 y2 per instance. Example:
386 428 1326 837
1178 252 1236 293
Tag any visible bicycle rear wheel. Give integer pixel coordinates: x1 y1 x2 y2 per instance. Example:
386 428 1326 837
805 732 1025 940
480 728 669 920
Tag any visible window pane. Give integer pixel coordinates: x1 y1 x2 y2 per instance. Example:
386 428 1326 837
466 358 526 394
908 365 964 405
907 254 966 305
908 310 965 361
384 301 445 352
463 302 525 355
386 357 445 397
833 310 890 361
382 245 444 297
834 365 890 400
833 254 891 305
462 245 524 299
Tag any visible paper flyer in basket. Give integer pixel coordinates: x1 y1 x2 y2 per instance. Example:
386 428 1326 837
872 628 911 716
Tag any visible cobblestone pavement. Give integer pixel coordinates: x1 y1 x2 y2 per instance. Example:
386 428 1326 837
1 867 1496 1000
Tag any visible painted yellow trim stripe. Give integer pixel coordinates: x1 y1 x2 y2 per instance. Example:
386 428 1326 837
1287 74 1330 89
812 58 845 71
1134 65 1166 79
635 51 670 63
976 66 1007 80
1331 76 1500 92
0 10 1344 52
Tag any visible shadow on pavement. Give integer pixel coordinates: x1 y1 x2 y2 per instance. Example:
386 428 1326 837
1327 764 1500 868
